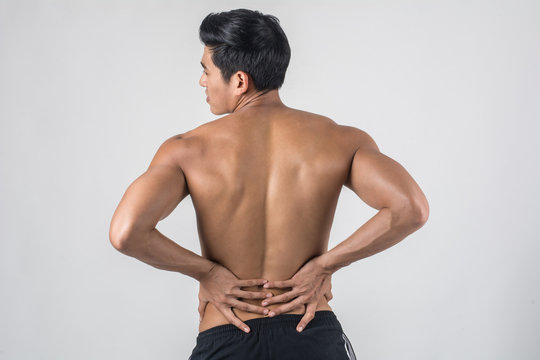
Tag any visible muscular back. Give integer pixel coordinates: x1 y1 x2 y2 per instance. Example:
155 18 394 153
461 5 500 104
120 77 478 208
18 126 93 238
175 106 365 330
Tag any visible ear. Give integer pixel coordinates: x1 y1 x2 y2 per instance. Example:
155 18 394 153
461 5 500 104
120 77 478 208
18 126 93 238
232 71 250 95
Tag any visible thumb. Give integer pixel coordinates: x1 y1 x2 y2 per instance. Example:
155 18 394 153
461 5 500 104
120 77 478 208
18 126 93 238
324 288 333 301
198 299 208 321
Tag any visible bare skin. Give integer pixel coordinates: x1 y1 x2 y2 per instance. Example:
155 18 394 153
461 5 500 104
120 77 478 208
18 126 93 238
109 45 429 335
184 105 358 332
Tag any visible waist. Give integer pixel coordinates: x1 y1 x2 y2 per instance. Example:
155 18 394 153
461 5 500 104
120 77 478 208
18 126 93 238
198 285 332 333
197 310 341 342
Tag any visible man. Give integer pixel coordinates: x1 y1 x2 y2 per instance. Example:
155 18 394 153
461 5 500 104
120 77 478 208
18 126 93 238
109 8 429 360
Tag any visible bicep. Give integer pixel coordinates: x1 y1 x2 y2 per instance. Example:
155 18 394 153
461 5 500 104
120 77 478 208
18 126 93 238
345 147 425 212
110 139 189 236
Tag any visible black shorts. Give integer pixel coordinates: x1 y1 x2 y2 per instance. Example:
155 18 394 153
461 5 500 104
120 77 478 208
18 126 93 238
188 310 357 360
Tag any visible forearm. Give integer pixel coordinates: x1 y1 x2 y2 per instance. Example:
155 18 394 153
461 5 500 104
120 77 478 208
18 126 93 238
318 206 425 275
112 227 215 282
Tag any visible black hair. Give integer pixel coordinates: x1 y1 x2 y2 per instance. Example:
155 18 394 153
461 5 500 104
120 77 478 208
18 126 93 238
199 9 291 91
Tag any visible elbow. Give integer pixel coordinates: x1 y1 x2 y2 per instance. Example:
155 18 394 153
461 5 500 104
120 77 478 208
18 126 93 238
391 194 429 230
109 232 128 252
407 194 430 228
109 222 135 252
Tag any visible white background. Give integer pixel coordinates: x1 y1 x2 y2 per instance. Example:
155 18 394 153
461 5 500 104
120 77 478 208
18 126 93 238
1 0 539 359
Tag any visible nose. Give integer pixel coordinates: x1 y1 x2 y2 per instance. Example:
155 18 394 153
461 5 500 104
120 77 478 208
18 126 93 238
199 73 206 87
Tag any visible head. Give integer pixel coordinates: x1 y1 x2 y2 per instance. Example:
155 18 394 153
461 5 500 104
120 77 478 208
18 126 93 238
198 9 291 115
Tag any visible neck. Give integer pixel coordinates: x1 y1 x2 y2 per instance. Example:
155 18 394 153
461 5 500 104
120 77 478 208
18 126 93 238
231 89 284 113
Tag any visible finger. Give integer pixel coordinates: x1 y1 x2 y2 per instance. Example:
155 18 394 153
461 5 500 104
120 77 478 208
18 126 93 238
261 290 298 306
198 300 208 321
263 279 295 289
325 289 333 301
231 289 273 300
267 297 305 317
221 307 252 333
231 299 270 315
296 301 318 332
236 278 269 287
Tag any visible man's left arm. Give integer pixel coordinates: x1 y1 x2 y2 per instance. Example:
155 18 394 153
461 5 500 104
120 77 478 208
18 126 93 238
108 136 272 332
108 136 214 281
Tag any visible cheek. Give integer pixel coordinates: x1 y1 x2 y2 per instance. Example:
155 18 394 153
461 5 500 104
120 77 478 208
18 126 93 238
209 81 224 97
207 78 216 92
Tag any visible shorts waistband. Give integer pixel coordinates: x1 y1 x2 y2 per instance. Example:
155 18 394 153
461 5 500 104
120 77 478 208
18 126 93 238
196 310 342 342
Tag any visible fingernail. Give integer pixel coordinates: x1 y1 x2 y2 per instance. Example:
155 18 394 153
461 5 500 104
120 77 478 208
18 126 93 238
264 309 269 314
266 293 272 297
262 301 268 306
269 311 275 317
264 283 269 288
244 327 250 333
297 326 303 332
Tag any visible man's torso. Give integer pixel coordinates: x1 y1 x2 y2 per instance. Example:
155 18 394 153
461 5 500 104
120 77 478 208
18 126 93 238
170 106 364 332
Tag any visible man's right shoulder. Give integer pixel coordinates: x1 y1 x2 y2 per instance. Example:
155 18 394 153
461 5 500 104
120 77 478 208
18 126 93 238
336 124 380 153
286 108 379 152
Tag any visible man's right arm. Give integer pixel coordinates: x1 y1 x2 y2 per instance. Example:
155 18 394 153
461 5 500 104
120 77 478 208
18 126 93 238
318 130 429 274
259 128 429 332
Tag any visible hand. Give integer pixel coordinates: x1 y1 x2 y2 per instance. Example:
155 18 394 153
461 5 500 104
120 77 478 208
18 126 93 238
261 256 333 333
198 262 272 333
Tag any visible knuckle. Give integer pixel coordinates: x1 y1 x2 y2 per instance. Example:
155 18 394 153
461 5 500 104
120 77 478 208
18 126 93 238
283 292 294 299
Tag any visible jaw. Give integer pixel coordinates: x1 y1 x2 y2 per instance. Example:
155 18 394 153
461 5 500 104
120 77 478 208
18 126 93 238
209 97 237 115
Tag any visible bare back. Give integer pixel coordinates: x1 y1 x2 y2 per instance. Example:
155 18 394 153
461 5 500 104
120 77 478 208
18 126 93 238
176 106 363 332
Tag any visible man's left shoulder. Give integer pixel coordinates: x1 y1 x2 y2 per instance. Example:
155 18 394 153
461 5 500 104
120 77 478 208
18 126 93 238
158 131 203 166
162 129 201 146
